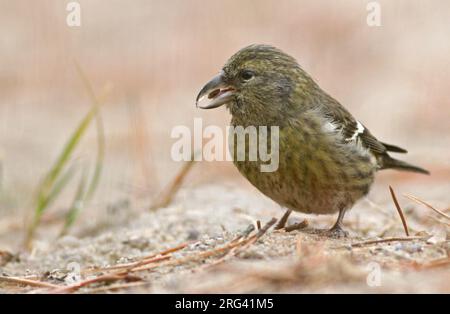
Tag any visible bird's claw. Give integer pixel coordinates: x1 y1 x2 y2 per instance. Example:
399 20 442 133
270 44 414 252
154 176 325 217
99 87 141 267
325 225 349 238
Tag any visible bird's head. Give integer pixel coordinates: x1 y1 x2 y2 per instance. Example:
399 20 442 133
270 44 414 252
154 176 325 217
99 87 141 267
196 44 313 125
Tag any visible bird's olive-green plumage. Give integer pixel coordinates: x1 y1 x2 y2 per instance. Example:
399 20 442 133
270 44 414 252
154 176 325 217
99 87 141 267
197 44 428 234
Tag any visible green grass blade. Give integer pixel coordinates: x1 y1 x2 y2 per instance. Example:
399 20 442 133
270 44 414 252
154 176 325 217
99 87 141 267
45 163 78 209
25 108 97 248
59 167 88 237
36 107 96 211
85 111 105 201
59 110 105 236
74 60 105 201
24 61 109 249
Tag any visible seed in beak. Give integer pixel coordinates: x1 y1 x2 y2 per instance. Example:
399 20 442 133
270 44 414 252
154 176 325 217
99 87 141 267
208 89 221 99
208 87 235 100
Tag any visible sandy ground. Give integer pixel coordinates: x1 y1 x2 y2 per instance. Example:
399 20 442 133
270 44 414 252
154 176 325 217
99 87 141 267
1 176 449 293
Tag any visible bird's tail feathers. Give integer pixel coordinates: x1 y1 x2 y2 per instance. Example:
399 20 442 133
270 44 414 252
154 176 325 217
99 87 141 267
381 142 408 154
380 155 429 175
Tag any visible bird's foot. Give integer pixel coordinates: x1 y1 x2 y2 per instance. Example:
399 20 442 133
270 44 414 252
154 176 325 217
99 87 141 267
324 225 349 238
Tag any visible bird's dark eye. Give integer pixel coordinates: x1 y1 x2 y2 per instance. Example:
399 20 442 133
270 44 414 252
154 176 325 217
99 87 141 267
240 70 254 81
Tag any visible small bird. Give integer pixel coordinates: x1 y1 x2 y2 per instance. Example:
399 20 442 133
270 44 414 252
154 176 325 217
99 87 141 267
196 44 428 236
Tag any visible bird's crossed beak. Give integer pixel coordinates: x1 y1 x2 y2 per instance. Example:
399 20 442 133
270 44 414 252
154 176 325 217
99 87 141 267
196 71 236 109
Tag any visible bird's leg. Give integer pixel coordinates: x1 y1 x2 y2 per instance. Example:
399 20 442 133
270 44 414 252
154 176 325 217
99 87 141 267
327 208 349 238
274 209 292 230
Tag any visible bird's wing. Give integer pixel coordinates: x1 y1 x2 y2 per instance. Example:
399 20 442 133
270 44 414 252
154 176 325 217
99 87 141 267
344 120 387 154
315 95 429 174
320 100 406 156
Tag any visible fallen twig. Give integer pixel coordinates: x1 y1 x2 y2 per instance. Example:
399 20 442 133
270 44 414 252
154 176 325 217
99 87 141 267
200 218 277 270
84 242 188 274
274 209 292 230
389 186 410 236
231 223 255 243
91 255 171 274
285 219 309 232
236 218 277 250
349 236 427 248
428 215 450 227
141 242 190 259
0 275 60 289
404 194 450 221
47 273 142 294
134 218 277 272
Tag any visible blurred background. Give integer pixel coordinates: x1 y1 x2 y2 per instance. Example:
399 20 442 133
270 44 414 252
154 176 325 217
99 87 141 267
0 0 449 249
